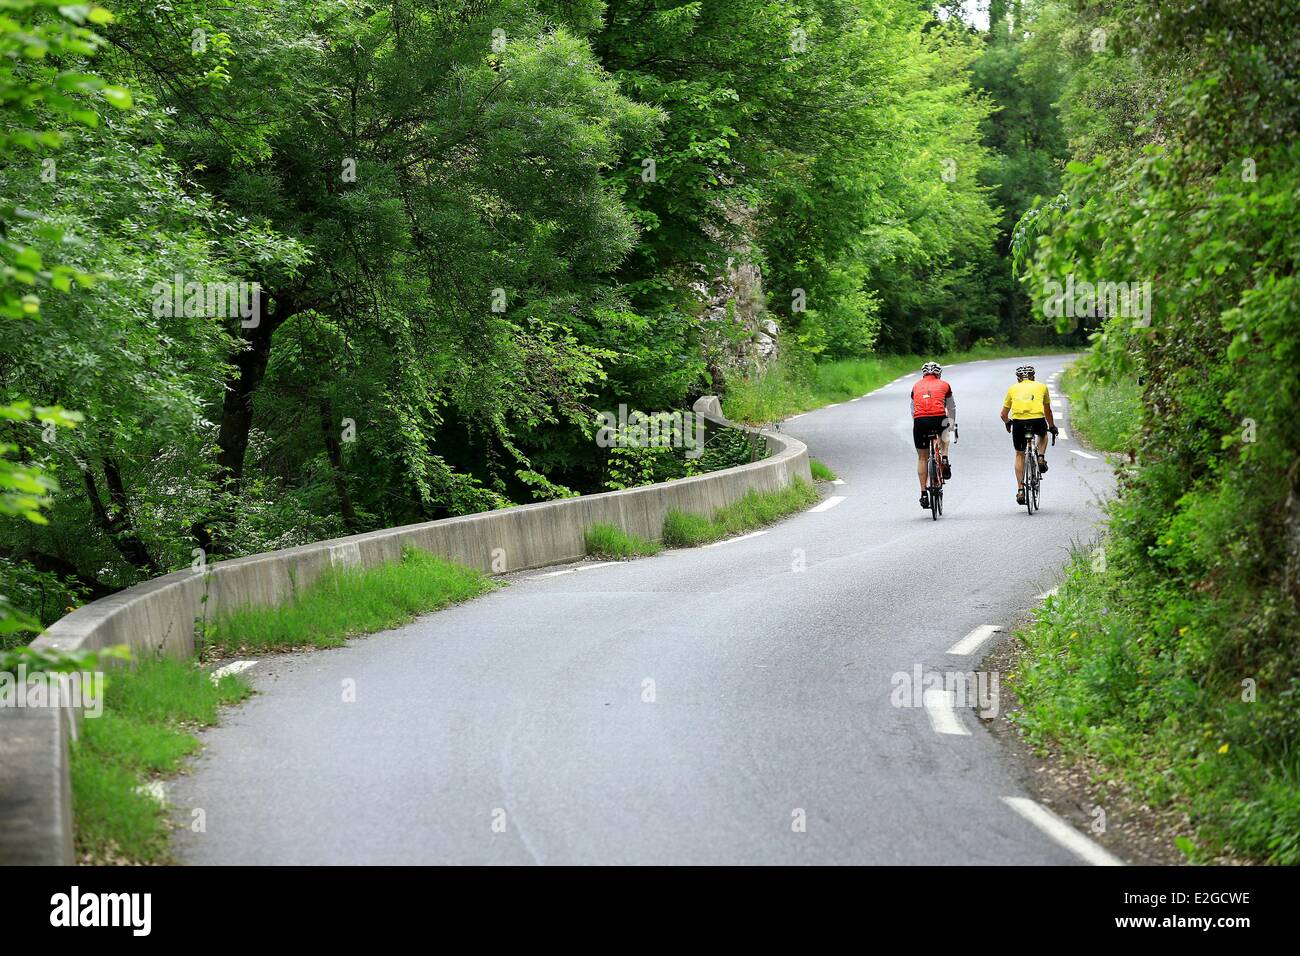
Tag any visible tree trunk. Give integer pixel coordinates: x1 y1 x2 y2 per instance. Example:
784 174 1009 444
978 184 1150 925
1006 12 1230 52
319 396 361 531
193 290 296 553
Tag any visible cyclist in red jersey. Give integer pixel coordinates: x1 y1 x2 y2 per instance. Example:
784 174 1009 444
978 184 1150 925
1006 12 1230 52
910 361 957 509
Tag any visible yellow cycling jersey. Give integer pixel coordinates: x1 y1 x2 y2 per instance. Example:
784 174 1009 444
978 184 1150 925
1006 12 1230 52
1003 380 1050 419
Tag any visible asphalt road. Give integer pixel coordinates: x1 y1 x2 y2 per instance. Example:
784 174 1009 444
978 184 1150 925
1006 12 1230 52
172 354 1117 865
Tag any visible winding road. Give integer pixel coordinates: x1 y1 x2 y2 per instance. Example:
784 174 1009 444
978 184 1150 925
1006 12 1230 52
172 354 1118 865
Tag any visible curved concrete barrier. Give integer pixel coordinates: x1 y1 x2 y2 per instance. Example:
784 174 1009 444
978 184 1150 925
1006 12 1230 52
0 398 809 863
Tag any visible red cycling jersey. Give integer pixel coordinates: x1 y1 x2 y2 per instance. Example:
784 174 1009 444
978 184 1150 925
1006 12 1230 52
911 374 951 418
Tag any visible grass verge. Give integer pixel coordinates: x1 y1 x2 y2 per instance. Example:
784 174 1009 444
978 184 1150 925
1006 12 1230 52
662 479 819 547
71 658 251 863
722 345 1076 424
208 548 491 654
809 459 837 482
1010 546 1300 864
1060 364 1139 453
584 522 662 559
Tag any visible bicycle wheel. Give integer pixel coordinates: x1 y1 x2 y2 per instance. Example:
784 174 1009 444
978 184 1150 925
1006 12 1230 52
1031 475 1041 511
1025 460 1036 515
928 457 940 521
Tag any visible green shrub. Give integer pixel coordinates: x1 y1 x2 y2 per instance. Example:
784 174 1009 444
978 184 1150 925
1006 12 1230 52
209 549 492 653
809 459 837 481
662 479 818 546
584 523 662 559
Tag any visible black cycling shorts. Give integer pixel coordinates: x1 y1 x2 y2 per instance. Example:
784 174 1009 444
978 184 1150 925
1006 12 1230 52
913 415 948 450
1011 417 1048 451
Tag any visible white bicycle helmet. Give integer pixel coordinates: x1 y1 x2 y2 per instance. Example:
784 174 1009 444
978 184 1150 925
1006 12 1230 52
921 361 942 376
1016 365 1035 380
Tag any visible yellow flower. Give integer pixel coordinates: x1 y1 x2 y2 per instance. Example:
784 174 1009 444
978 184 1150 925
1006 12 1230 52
1178 626 1188 636
1217 743 1229 754
1165 537 1174 545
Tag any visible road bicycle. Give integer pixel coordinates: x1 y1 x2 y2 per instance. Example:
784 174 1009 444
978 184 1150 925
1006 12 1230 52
925 424 955 521
1022 429 1056 515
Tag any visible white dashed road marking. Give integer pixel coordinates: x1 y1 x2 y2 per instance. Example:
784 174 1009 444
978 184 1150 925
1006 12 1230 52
135 780 167 805
702 530 769 549
923 689 970 736
809 495 846 513
533 562 618 579
1001 797 1125 866
1070 449 1099 460
946 624 1002 656
211 660 258 684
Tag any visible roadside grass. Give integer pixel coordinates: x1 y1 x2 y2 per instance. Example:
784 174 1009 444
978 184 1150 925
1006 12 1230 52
584 522 662 559
1010 547 1300 864
1060 364 1139 453
722 345 1076 424
662 479 819 547
809 459 837 482
71 658 251 863
207 548 492 654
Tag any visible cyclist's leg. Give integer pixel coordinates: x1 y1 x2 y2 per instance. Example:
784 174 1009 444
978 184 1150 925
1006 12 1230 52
938 418 952 478
1035 420 1049 471
915 447 928 493
1012 419 1028 501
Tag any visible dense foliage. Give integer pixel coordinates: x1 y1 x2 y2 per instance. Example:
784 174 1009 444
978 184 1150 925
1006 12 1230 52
1013 0 1300 861
2 0 1021 618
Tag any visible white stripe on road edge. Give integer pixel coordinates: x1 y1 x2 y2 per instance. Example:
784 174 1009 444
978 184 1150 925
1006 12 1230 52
787 413 807 421
1058 430 1069 441
211 660 257 684
701 529 769 549
947 624 1002 656
923 689 970 736
1037 586 1060 601
831 478 846 485
809 495 846 513
825 402 841 408
1070 449 1099 460
1001 797 1125 866
534 562 618 579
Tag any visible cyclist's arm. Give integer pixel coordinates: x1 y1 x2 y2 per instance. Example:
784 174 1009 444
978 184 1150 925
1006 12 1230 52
1043 390 1056 428
945 392 956 425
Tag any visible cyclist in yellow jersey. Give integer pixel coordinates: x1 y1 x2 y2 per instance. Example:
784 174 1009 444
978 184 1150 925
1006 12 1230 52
999 365 1058 505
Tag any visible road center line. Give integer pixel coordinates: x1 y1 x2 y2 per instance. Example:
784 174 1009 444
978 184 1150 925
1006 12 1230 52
947 624 1002 656
701 529 769 549
1070 449 1099 460
1001 797 1125 866
923 689 970 736
211 660 258 684
809 495 846 513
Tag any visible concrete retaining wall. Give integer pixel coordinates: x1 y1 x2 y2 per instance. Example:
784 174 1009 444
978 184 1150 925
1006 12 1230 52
0 398 809 863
